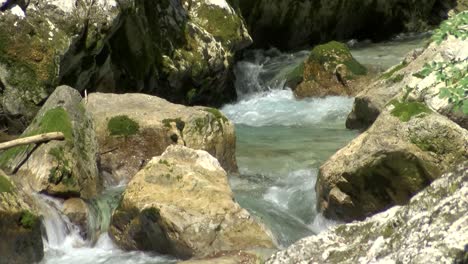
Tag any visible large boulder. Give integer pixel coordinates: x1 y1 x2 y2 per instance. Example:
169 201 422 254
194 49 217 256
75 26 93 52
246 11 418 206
109 145 276 259
0 171 43 264
289 41 368 98
267 162 468 264
235 0 456 50
316 107 468 222
0 86 100 198
0 0 251 132
86 92 237 184
346 15 468 130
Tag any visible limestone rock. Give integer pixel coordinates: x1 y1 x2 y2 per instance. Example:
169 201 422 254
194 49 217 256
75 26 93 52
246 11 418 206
0 171 43 264
317 108 467 222
0 86 101 198
267 162 468 264
86 92 237 184
290 41 368 98
347 31 468 130
0 0 251 131
109 145 275 259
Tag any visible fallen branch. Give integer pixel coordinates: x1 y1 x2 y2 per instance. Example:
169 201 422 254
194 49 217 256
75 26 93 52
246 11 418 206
0 132 65 151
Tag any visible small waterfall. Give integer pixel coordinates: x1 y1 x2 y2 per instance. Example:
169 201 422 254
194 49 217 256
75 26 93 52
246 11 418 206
36 190 176 264
86 187 124 244
35 194 85 250
234 48 309 97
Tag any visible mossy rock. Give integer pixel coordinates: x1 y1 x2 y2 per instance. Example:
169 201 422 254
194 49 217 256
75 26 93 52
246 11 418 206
0 86 100 199
307 41 367 77
108 115 140 136
391 101 432 122
0 174 13 193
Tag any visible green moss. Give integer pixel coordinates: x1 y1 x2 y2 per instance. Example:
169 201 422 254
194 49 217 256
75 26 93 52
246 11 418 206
380 62 408 80
19 210 38 229
38 107 73 141
308 41 367 76
391 101 431 122
48 147 74 186
382 225 394 238
389 74 404 83
158 159 171 167
285 62 304 81
0 145 29 169
0 107 72 169
162 118 185 131
194 117 207 132
195 3 243 47
108 115 139 136
204 108 228 123
0 174 13 193
0 19 59 117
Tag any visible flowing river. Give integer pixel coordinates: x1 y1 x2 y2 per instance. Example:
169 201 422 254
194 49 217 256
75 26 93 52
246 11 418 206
39 36 428 263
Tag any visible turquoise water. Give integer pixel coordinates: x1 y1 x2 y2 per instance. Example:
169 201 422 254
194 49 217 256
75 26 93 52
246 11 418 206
39 36 427 262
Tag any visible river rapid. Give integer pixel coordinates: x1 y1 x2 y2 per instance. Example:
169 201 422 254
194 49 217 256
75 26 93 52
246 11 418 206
39 36 427 263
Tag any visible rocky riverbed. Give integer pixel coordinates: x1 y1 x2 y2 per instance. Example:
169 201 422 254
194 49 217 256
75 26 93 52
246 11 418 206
0 1 466 264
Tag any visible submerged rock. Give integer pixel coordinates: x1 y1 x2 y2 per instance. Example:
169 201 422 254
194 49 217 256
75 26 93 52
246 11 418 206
289 41 368 98
316 108 468 222
267 162 468 264
86 92 237 184
0 86 101 198
0 0 251 132
109 145 275 259
0 171 43 264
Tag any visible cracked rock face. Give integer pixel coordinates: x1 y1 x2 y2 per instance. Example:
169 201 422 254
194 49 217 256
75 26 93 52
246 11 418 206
267 162 468 264
109 145 276 259
0 0 251 132
316 109 468 222
86 92 238 186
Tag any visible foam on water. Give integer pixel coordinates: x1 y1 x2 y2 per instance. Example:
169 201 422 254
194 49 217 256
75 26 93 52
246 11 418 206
37 194 176 264
222 89 354 127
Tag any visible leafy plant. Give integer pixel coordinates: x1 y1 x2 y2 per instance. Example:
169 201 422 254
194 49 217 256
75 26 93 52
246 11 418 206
432 11 468 44
414 12 468 114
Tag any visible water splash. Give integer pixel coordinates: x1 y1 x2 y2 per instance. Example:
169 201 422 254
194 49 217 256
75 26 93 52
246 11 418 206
36 193 176 264
222 89 354 127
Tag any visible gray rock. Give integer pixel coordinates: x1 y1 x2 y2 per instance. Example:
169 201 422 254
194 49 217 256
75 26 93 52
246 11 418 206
317 109 468 222
267 162 468 264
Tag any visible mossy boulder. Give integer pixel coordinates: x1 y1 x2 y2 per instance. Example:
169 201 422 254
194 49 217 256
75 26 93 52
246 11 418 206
0 0 251 132
0 0 119 132
290 41 368 98
86 92 237 185
109 145 275 259
316 106 467 222
237 0 455 50
267 162 468 263
347 26 468 130
0 170 43 264
0 86 101 198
